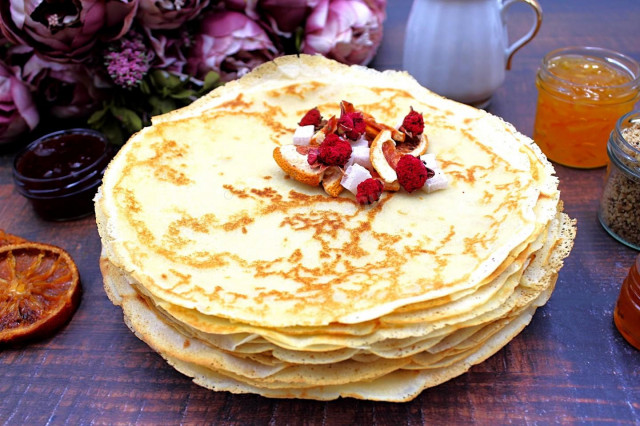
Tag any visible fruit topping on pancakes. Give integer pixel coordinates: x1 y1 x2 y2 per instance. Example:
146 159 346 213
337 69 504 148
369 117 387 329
273 101 448 204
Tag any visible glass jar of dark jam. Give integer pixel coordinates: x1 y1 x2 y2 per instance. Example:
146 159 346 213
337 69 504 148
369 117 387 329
13 128 114 221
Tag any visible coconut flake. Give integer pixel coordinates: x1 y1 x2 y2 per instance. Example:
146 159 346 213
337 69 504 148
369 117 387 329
420 153 438 169
351 134 369 148
420 153 448 193
293 125 315 146
345 146 372 170
341 163 372 194
424 169 449 193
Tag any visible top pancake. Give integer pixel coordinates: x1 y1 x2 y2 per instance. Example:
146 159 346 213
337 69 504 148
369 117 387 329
96 55 560 328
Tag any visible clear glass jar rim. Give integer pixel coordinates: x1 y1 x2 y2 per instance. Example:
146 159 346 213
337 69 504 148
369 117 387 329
539 46 640 91
612 110 640 155
608 110 640 177
13 128 111 184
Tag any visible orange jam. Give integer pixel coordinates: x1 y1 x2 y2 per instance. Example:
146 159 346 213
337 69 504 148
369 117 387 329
533 47 640 168
614 255 640 350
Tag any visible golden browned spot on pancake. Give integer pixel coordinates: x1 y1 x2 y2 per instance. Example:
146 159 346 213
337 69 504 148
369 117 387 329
268 81 328 100
218 93 252 110
464 234 490 258
447 165 488 184
183 339 190 348
154 166 193 186
263 176 272 180
167 268 192 291
122 189 142 214
163 213 218 250
130 137 195 186
481 190 495 205
224 184 251 199
172 213 218 234
440 225 456 246
162 229 190 251
438 158 464 170
370 87 414 100
251 187 280 200
223 213 255 232
258 102 292 144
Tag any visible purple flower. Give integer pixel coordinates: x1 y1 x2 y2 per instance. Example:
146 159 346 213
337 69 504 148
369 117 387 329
302 0 385 66
136 0 210 30
0 0 139 62
187 11 278 82
22 52 109 119
0 60 39 145
104 34 152 88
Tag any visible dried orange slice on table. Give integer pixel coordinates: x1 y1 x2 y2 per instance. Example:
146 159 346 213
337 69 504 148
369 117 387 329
0 229 27 246
0 239 81 345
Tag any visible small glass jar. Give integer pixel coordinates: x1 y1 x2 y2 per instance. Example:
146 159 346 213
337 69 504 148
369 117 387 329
533 47 640 169
614 254 640 350
598 111 640 250
13 128 114 221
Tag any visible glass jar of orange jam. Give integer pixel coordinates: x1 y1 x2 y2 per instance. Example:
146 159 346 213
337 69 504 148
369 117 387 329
533 47 640 168
614 254 640 350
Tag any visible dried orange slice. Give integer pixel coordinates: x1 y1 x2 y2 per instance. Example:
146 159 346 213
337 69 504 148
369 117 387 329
0 229 27 247
0 242 81 345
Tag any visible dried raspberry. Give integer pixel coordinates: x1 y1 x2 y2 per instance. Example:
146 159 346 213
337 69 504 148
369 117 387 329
307 148 319 166
299 107 323 127
318 133 352 167
356 178 384 205
338 111 366 140
396 155 428 192
402 108 424 135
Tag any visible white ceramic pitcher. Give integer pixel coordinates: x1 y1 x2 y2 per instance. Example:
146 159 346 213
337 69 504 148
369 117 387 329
402 0 542 108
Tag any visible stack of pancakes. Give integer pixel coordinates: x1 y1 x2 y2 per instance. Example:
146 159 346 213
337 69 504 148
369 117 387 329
96 55 575 402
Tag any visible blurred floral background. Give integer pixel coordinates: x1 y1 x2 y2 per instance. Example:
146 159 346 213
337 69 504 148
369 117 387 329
0 0 386 146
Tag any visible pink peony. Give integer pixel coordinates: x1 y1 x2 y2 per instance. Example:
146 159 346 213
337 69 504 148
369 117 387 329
22 53 109 119
0 60 39 145
136 0 210 30
262 0 320 36
223 0 319 37
302 0 385 65
145 27 189 74
104 0 140 40
221 0 259 18
187 11 279 82
0 0 139 62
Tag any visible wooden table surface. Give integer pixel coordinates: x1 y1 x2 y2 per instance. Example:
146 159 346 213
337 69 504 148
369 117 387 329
1 0 639 424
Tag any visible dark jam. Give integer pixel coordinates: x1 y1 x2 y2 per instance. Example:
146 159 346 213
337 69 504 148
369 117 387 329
16 133 106 179
13 129 113 221
614 255 640 350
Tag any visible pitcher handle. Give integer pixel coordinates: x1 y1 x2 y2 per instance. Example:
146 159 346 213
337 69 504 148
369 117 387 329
502 0 542 70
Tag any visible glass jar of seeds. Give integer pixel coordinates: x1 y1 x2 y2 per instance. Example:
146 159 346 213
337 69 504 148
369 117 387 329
599 111 640 250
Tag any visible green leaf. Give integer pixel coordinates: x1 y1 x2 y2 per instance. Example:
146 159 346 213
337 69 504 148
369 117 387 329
148 96 177 115
139 79 151 96
102 121 125 146
294 27 305 53
112 105 143 133
171 89 197 100
87 107 108 127
202 71 221 92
